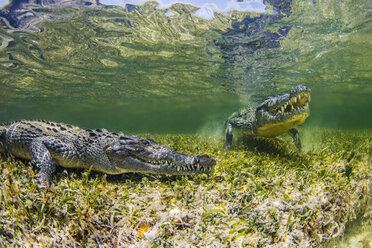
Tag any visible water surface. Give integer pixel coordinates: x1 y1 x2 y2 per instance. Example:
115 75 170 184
0 0 371 132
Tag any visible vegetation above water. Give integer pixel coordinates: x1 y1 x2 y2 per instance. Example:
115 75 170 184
0 127 371 247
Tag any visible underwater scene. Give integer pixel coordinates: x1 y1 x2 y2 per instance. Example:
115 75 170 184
0 0 371 247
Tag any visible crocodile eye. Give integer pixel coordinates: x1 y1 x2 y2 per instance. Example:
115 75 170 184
139 139 150 146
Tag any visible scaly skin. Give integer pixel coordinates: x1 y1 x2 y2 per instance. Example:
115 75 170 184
0 120 215 185
225 85 311 149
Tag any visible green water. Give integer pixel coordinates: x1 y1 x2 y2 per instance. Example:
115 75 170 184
0 0 371 132
0 2 240 132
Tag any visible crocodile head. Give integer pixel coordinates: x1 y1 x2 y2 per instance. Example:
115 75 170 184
255 85 311 137
107 135 216 175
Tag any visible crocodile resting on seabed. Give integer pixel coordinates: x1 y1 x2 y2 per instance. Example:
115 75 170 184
0 120 216 185
225 85 311 149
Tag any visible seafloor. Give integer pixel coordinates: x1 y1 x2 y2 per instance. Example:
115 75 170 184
0 127 371 247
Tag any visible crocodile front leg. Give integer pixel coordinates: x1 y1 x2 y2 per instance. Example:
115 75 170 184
30 136 76 185
224 122 233 149
288 128 301 150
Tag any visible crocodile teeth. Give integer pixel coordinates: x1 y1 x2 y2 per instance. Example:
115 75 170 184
281 106 285 113
294 97 298 103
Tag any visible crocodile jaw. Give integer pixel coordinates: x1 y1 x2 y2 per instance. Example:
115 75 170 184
255 85 311 137
256 108 310 137
121 154 215 175
107 137 216 175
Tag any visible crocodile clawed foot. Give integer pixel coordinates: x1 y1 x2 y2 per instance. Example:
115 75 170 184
34 172 52 188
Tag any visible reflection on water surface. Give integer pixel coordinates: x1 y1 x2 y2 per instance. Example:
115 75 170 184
0 0 371 131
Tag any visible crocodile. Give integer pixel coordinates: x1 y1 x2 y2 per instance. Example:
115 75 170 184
0 120 216 185
224 85 311 149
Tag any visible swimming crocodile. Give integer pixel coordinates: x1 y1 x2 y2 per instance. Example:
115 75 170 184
224 85 311 149
0 120 216 185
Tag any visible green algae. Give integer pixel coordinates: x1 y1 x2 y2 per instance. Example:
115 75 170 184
0 127 370 247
